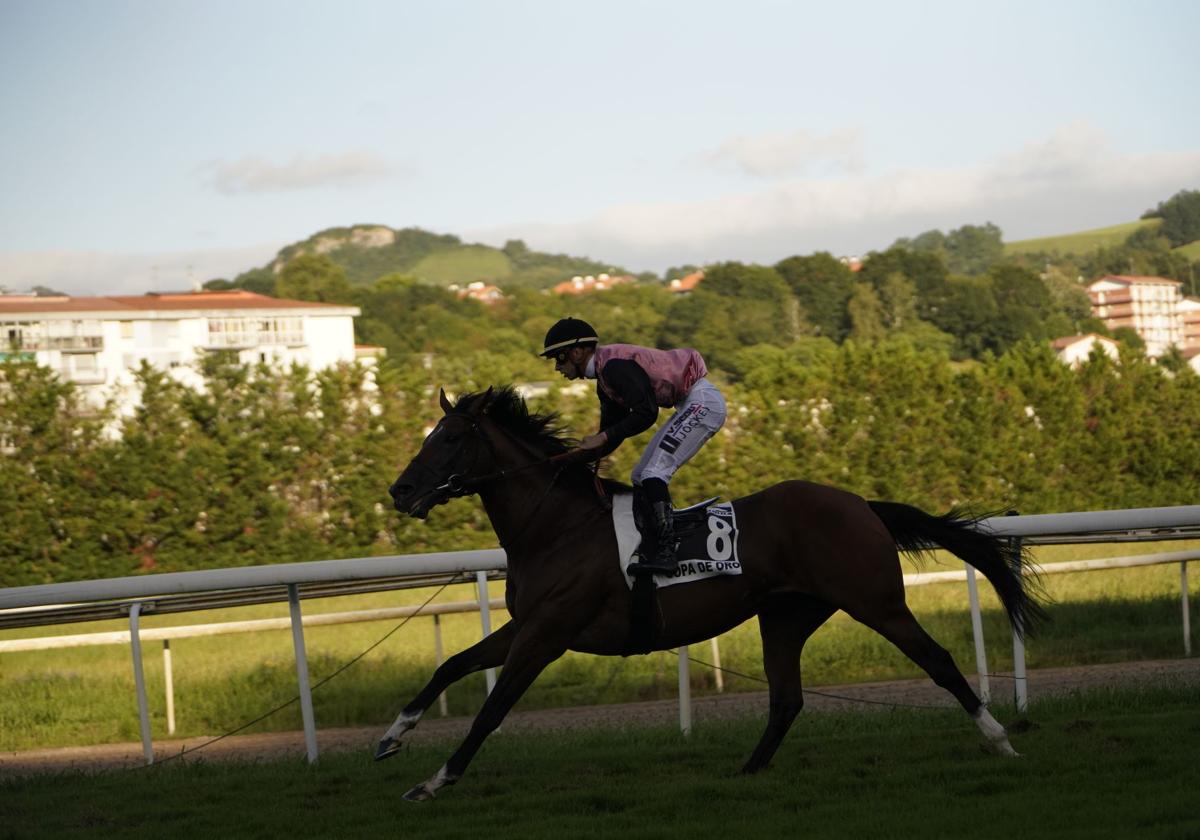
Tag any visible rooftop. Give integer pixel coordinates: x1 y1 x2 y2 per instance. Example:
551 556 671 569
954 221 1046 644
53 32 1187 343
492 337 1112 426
0 290 354 316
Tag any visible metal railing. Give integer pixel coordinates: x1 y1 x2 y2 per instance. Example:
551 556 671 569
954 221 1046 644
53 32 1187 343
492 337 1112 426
1 506 1198 762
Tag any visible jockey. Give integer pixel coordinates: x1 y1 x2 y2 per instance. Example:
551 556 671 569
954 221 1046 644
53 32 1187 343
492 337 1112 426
540 317 727 573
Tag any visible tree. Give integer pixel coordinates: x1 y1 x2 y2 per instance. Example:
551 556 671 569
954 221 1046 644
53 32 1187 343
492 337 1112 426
663 264 700 281
774 252 856 340
274 254 353 303
877 272 918 331
893 223 1004 275
944 223 1005 275
846 283 887 342
1112 327 1145 351
1143 189 1200 247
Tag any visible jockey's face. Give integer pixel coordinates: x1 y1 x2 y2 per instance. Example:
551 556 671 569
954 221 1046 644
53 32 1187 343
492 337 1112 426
553 345 590 380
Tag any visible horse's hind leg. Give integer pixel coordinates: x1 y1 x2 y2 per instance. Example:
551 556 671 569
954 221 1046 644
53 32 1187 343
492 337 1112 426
376 621 517 761
741 595 836 774
851 603 1019 757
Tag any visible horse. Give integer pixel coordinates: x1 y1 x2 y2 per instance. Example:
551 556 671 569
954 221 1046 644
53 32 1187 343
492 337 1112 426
379 386 1045 801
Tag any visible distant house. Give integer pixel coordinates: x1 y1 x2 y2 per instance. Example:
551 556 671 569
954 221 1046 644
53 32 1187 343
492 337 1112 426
1184 347 1200 375
667 270 704 294
1086 274 1184 357
449 281 505 304
551 273 633 296
839 256 863 273
1178 296 1200 351
1049 334 1120 367
0 289 361 410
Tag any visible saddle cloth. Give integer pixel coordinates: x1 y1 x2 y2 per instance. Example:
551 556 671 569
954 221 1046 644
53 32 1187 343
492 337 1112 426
612 492 742 590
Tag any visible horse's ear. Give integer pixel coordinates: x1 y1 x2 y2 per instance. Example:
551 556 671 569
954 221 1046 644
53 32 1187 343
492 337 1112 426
438 387 453 414
467 386 493 417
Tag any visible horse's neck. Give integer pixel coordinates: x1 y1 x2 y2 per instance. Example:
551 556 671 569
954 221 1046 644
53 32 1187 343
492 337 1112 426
478 466 596 556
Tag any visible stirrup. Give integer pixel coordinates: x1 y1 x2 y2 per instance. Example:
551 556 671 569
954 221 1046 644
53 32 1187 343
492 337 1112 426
629 550 678 575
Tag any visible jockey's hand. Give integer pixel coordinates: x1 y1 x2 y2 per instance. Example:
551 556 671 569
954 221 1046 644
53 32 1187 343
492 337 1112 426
579 431 608 451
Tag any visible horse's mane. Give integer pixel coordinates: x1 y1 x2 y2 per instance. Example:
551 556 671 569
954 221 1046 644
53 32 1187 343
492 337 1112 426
453 385 633 494
453 385 576 455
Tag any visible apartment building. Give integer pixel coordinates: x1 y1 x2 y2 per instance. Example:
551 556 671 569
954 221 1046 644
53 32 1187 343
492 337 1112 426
0 289 362 408
1086 275 1184 357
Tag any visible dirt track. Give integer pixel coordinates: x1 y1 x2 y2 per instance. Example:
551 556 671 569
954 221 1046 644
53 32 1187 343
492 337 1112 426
3 658 1197 779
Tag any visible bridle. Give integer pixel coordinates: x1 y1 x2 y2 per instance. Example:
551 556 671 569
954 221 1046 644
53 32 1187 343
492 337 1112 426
416 411 607 550
427 413 578 497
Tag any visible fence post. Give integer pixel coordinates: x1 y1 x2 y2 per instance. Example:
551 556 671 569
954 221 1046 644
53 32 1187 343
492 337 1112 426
964 564 990 703
677 645 692 735
476 571 496 695
128 602 154 765
162 639 176 735
1183 561 1192 657
287 584 319 763
709 636 724 693
1007 518 1028 713
433 613 448 716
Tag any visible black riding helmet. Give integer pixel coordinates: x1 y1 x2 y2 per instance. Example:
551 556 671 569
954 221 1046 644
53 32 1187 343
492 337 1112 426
540 317 599 357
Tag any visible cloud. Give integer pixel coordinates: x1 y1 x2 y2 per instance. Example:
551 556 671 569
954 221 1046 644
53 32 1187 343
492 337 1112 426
705 127 865 178
0 243 284 296
201 152 394 194
470 123 1200 270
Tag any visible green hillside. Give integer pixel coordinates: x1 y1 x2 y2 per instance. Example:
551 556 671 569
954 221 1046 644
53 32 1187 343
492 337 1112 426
1004 219 1161 255
245 224 621 290
1174 239 1200 261
410 246 513 286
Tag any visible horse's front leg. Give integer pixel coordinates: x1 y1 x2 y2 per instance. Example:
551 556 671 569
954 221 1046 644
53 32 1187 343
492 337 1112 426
403 624 568 801
376 621 517 761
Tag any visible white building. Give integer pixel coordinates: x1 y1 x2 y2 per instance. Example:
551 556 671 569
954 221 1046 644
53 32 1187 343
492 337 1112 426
1049 333 1121 368
1086 275 1184 358
0 290 362 410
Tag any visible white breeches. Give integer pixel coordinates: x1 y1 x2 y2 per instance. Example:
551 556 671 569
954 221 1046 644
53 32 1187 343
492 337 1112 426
631 378 727 486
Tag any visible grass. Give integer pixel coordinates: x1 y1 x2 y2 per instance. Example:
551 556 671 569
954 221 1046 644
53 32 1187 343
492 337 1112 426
2 685 1198 840
0 541 1196 752
1173 239 1200 261
409 246 512 286
1004 219 1160 255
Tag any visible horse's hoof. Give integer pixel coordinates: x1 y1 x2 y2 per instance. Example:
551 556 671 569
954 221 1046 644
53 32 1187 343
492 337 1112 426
983 737 1021 758
403 783 434 802
375 738 402 762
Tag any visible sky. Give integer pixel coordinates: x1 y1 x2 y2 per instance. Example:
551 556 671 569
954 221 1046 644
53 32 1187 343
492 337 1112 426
2 0 1198 296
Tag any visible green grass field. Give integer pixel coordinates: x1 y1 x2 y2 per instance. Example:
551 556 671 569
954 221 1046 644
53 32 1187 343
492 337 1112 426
2 686 1197 840
1174 239 1200 261
1 541 1195 754
410 247 513 286
1004 219 1160 256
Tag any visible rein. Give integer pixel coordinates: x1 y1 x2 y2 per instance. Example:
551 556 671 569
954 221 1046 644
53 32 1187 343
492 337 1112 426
434 449 579 496
429 413 608 551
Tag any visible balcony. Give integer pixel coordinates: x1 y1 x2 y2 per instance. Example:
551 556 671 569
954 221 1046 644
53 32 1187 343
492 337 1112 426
60 367 107 384
205 330 305 349
7 335 104 352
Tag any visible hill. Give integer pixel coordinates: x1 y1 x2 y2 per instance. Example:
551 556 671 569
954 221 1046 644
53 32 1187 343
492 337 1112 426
234 224 626 290
1004 219 1161 255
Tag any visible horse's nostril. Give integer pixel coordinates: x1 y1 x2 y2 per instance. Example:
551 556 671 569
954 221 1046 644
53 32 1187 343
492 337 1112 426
390 482 414 500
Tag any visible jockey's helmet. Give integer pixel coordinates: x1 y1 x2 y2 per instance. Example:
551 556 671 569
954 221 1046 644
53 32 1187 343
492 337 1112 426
540 318 598 357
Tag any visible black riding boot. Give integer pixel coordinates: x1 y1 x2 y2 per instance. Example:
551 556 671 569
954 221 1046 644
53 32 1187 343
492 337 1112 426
634 500 678 574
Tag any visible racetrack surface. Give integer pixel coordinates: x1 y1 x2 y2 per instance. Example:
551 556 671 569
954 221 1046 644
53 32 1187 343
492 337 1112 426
2 657 1196 779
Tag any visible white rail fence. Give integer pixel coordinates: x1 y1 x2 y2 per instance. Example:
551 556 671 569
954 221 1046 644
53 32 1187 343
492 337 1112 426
1 506 1197 764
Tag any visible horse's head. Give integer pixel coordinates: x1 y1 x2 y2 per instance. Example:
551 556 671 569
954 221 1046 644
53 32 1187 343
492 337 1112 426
389 387 494 519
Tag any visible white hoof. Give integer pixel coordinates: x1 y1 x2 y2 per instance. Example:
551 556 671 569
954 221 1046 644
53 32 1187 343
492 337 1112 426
375 710 422 761
974 706 1021 757
404 765 457 801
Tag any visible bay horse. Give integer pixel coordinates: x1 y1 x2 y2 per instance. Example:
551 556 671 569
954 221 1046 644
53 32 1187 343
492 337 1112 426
380 386 1044 801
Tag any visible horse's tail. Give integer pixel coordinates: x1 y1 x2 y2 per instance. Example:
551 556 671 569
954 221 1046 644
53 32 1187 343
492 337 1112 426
868 500 1048 640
